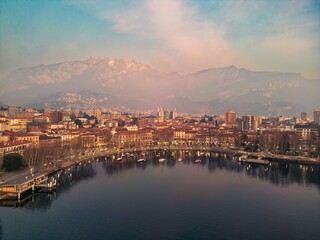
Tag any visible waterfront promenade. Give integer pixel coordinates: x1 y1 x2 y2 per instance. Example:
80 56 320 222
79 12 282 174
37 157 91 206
1 145 319 200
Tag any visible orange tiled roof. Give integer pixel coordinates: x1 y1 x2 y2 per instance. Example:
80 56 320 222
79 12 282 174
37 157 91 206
0 140 33 148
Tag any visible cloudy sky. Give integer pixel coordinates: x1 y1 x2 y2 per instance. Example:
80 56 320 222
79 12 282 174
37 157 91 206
0 0 319 79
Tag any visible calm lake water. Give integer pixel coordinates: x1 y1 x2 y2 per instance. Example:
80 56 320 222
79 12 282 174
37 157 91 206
0 151 320 240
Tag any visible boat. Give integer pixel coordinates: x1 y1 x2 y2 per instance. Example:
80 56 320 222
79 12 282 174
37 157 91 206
238 155 248 161
116 157 123 162
178 158 183 162
159 158 166 163
137 158 145 163
130 154 134 157
141 152 146 156
238 155 270 165
195 159 201 163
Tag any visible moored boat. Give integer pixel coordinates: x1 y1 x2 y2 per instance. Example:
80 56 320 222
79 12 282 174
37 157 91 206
195 159 201 163
137 158 145 163
159 158 166 163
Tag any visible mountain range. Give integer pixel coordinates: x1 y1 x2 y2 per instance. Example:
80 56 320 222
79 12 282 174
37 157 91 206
1 57 319 116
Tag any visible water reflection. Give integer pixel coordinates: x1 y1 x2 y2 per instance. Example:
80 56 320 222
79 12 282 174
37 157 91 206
0 218 2 240
102 150 320 191
207 157 320 189
1 151 319 211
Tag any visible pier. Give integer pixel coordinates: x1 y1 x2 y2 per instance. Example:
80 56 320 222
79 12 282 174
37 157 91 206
0 171 56 201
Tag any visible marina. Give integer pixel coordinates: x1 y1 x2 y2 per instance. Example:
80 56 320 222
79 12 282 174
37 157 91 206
1 146 320 201
1 147 319 202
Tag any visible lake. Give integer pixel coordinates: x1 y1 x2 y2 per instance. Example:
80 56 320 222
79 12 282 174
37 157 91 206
0 151 319 240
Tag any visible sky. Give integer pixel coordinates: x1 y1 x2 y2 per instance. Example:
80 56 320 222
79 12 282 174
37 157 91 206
0 0 319 79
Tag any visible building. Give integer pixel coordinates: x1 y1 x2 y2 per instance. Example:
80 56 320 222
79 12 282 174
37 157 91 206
11 134 39 145
0 107 8 117
173 129 197 145
294 123 319 141
0 121 9 131
301 112 307 121
153 128 174 145
224 109 236 127
94 108 102 120
156 107 176 122
0 140 33 156
241 114 258 131
60 133 80 145
238 115 262 131
44 109 70 123
39 135 61 147
79 134 96 148
125 125 138 131
27 122 50 133
170 108 177 120
114 129 153 147
157 107 164 123
8 106 17 118
164 109 170 119
314 109 320 124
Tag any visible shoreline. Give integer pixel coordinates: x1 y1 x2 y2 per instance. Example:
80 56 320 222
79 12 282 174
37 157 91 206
3 145 320 179
1 146 319 200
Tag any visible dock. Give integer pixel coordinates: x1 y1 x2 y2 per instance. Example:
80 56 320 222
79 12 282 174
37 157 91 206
239 157 270 165
0 171 56 201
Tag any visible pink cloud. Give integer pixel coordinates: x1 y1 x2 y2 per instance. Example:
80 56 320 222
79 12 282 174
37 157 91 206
105 0 244 73
260 33 316 57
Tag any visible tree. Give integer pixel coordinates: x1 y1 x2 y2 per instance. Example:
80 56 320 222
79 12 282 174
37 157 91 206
118 119 125 127
2 153 23 171
236 133 248 148
23 146 49 167
83 113 90 119
75 119 83 128
199 118 207 123
132 117 138 125
70 114 77 121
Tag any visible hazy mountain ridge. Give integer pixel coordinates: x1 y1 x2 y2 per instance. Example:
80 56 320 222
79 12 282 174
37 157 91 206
1 58 319 115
